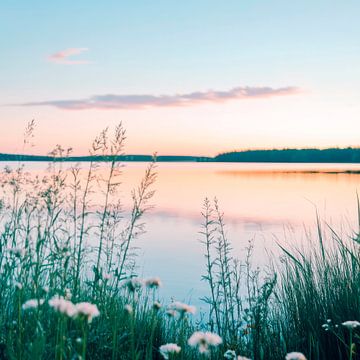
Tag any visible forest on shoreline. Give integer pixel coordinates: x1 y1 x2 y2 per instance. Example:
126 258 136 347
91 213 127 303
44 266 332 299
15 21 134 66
1 147 360 163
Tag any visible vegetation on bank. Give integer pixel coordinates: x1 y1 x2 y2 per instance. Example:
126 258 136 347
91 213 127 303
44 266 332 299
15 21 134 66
0 122 360 359
214 147 360 163
2 146 360 164
0 153 212 162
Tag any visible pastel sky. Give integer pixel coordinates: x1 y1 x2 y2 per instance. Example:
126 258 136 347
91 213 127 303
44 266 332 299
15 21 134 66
1 0 360 156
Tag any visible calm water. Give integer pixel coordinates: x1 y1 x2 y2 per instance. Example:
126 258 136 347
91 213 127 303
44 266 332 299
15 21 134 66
3 161 360 309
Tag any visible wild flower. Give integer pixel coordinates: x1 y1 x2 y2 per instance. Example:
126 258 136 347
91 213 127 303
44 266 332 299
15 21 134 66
22 298 44 310
224 349 237 359
75 302 100 323
153 301 162 311
124 278 144 292
342 321 360 330
124 304 133 314
168 301 196 316
285 352 307 360
48 295 77 317
188 331 222 354
159 343 181 359
322 323 330 331
166 309 177 317
145 277 162 289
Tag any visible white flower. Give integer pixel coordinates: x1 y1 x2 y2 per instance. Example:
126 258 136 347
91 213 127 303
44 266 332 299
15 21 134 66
342 321 360 330
145 277 162 289
168 301 196 316
14 282 23 290
159 343 181 359
48 295 77 317
124 304 133 314
75 302 100 323
322 323 330 331
224 349 237 359
124 278 144 292
285 352 307 360
22 298 44 310
166 309 177 317
188 331 222 354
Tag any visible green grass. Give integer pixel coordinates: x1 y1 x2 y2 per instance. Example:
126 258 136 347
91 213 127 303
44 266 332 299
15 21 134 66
1 122 360 360
0 123 224 360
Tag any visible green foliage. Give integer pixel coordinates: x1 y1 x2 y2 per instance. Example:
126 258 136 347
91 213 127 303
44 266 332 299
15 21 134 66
215 147 360 163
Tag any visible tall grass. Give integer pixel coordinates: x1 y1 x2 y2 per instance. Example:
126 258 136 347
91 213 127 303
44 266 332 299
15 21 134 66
199 198 276 359
1 121 360 359
271 212 360 359
0 122 202 360
198 198 360 360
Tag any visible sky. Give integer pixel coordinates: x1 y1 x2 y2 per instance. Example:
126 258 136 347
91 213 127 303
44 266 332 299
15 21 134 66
1 0 360 156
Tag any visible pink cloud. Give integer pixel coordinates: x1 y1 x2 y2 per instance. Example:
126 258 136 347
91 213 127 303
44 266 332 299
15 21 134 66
47 48 90 65
19 86 301 110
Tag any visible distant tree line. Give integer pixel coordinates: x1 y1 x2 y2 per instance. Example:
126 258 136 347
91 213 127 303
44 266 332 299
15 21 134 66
214 147 360 163
1 148 360 163
0 153 212 162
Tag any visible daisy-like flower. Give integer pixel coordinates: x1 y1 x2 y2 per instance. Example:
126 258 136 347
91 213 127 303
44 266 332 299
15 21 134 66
342 321 360 330
124 278 144 292
75 302 100 323
14 282 23 290
159 343 181 359
224 350 237 359
166 309 177 318
145 277 162 289
124 304 133 314
168 301 196 316
48 295 77 317
285 352 307 360
188 331 222 354
22 298 44 310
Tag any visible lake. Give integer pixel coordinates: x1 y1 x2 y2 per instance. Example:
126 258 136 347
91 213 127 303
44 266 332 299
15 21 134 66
2 161 360 310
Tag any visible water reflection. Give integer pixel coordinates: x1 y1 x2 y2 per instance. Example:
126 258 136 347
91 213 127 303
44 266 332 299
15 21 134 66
1 161 359 308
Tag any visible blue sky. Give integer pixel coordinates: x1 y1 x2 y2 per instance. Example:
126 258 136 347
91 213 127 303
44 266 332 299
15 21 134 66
1 0 360 155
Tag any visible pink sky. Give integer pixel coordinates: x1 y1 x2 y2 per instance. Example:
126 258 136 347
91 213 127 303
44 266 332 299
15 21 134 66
2 89 359 156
